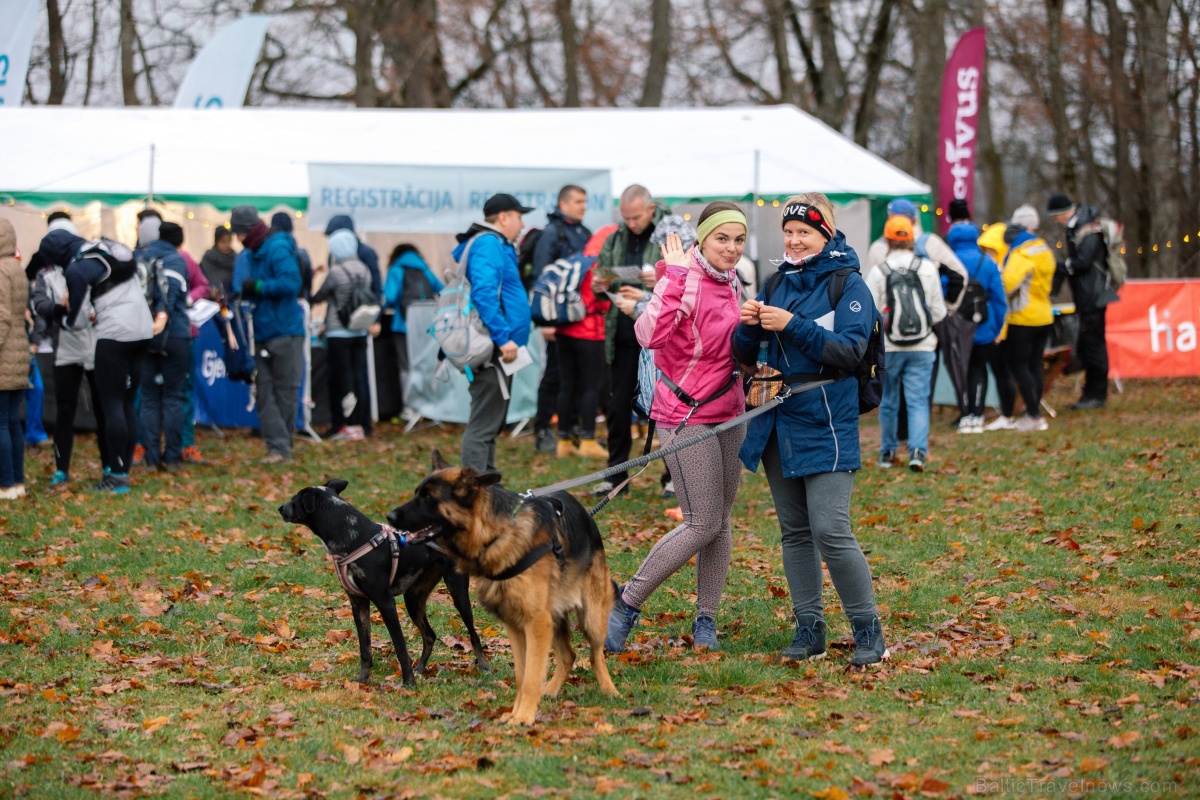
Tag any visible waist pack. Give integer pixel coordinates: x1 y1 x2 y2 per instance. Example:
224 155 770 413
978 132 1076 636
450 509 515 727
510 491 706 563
429 234 496 378
530 257 589 326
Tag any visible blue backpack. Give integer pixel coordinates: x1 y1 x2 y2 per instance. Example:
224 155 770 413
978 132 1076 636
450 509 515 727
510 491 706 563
529 257 590 326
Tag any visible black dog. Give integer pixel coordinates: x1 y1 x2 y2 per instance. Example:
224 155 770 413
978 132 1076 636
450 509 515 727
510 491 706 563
279 478 490 685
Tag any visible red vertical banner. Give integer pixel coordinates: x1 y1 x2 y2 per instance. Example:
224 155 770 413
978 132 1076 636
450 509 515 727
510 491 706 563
939 27 987 232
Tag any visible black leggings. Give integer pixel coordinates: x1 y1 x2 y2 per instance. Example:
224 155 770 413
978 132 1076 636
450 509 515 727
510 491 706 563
53 363 108 474
556 334 605 438
1004 324 1051 419
964 342 995 417
327 336 369 431
94 339 149 474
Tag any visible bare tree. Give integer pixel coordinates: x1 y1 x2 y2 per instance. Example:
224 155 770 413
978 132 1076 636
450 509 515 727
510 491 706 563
120 0 140 105
555 0 581 106
640 0 671 107
1044 0 1077 196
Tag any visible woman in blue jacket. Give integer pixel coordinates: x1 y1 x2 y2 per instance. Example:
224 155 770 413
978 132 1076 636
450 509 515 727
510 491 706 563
383 244 443 418
732 193 888 668
945 222 1007 433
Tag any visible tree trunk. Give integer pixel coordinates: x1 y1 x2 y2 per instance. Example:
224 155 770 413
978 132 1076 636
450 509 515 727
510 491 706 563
767 0 796 106
1044 0 1077 196
1104 0 1134 246
852 0 897 146
381 0 452 108
119 0 139 105
83 0 99 104
555 0 581 106
1133 0 1179 276
640 0 670 107
349 1 378 107
811 0 846 127
907 0 947 192
45 0 68 104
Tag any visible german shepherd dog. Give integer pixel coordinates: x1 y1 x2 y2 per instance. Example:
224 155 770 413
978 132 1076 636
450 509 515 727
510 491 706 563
386 451 620 726
279 478 490 686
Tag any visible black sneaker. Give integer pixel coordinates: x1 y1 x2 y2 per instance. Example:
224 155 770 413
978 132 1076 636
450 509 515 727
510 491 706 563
878 451 895 469
908 449 926 472
94 473 131 494
849 615 890 667
660 480 675 499
534 429 558 454
781 614 827 661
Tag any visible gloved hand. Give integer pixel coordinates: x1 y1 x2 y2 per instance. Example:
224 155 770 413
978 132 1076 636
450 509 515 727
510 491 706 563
241 278 260 298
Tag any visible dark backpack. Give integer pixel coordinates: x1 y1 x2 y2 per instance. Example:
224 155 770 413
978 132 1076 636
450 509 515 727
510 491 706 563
957 256 989 325
400 266 434 312
880 256 934 344
530 257 590 326
333 264 381 331
762 267 885 414
518 224 569 287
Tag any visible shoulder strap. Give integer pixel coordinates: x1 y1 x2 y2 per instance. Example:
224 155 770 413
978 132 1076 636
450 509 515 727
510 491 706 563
763 269 787 302
826 266 854 308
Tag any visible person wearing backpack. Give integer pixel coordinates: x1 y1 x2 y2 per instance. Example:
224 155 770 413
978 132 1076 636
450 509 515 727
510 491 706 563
1047 193 1118 410
312 229 375 441
452 193 534 473
867 215 947 471
553 255 610 459
732 192 889 668
382 244 443 421
529 185 592 455
230 205 305 464
138 222 191 473
946 220 1007 434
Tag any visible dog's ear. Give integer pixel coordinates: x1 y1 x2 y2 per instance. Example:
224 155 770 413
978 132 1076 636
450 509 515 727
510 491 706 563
431 449 452 472
325 478 349 495
475 471 503 488
300 489 319 515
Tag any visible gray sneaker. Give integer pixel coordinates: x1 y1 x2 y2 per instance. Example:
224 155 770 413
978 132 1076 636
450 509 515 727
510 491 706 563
849 615 890 667
781 614 827 661
691 615 718 650
534 429 558 454
604 587 640 653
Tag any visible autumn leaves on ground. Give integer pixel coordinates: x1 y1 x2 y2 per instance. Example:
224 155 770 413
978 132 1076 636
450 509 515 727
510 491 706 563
1 377 1197 799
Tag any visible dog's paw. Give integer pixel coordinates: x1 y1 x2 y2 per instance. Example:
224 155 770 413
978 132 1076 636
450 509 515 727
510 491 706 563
476 657 492 673
505 713 537 727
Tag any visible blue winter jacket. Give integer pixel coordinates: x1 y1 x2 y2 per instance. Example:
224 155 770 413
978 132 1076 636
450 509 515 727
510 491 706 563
452 225 531 347
945 222 1007 345
383 251 444 334
142 240 191 340
247 231 305 342
732 232 873 478
531 209 592 278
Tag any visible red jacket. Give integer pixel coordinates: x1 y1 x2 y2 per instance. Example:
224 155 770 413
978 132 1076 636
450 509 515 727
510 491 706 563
557 265 609 341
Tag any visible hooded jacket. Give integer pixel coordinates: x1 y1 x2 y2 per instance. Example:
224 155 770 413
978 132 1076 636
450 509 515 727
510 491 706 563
1002 230 1056 328
41 229 152 344
946 222 1008 345
311 256 371 338
0 220 30 391
30 264 97 369
733 233 873 477
597 202 670 363
141 239 191 340
200 246 236 296
531 209 592 277
635 252 743 426
383 250 444 335
246 231 305 343
1059 204 1116 313
451 223 531 348
324 215 382 300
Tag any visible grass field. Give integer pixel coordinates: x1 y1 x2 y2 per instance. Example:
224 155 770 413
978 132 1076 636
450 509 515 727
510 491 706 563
1 375 1197 799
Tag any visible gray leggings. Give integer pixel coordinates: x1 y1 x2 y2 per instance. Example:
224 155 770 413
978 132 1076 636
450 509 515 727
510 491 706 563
622 422 745 619
761 434 878 620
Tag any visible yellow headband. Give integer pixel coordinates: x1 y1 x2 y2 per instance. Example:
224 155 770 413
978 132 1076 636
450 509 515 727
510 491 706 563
695 209 748 247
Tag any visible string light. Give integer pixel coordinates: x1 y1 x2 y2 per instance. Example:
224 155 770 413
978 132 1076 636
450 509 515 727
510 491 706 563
771 200 780 207
935 207 943 216
920 204 930 213
756 199 764 207
682 214 691 221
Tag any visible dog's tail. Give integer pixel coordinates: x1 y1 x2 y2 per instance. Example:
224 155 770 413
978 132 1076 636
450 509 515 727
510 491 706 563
611 580 620 603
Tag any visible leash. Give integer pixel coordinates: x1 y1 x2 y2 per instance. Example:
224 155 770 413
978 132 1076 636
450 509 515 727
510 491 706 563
521 378 837 512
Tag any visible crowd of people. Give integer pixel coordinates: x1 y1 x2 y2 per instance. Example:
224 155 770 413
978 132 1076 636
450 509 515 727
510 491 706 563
0 186 1118 666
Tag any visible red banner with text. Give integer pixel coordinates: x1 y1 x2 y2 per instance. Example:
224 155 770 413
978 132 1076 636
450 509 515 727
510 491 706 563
1107 280 1200 378
938 27 986 232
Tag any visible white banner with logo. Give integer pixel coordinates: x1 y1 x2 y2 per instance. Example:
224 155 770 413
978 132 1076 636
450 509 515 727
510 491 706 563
306 163 611 233
0 0 39 107
173 15 270 109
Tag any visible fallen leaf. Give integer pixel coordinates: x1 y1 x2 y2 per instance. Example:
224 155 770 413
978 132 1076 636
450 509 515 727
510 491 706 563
1107 730 1141 749
868 748 895 766
325 629 353 644
810 787 849 800
1080 756 1108 773
342 744 361 765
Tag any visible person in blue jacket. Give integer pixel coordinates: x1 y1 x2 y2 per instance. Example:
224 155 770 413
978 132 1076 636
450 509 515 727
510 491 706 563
230 206 305 464
452 193 534 473
945 220 1007 434
732 192 889 668
382 244 443 419
138 222 192 472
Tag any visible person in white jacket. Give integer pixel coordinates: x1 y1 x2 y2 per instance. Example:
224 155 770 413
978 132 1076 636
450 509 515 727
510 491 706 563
865 198 967 314
866 215 947 472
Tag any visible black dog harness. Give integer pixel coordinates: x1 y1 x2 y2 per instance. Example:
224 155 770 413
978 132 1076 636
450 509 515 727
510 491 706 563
328 524 435 598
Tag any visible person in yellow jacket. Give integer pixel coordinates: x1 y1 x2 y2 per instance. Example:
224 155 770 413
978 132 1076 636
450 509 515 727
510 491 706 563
987 206 1056 432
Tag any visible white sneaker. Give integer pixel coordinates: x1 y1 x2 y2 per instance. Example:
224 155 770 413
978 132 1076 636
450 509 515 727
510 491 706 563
0 486 20 500
957 416 974 435
1015 415 1049 432
970 415 985 434
984 415 1016 431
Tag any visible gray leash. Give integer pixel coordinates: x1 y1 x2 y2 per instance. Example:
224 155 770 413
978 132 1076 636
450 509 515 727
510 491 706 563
520 378 836 512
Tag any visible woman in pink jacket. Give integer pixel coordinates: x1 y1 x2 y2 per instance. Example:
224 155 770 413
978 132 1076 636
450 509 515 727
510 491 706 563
605 201 748 652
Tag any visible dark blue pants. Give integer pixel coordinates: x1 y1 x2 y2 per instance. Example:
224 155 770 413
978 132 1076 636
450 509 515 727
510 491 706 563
141 337 190 467
0 390 24 488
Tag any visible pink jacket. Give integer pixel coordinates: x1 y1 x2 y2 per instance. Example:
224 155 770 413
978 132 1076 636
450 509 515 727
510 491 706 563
635 255 744 426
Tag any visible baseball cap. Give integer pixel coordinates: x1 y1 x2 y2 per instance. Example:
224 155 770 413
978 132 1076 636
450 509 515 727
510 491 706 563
886 198 918 220
884 215 914 241
483 193 536 217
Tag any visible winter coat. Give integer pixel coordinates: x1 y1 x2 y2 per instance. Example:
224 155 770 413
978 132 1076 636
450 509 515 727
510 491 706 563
531 210 592 277
142 239 191 340
866 249 948 352
325 215 382 299
558 262 610 341
452 224 531 348
1002 231 1056 328
597 202 671 363
946 222 1008 345
635 253 743 426
976 223 1010 274
199 247 236 296
30 265 97 369
0 220 29 391
247 231 305 343
383 251 444 335
42 230 152 344
732 232 873 478
311 257 371 338
184 250 209 337
1059 204 1117 313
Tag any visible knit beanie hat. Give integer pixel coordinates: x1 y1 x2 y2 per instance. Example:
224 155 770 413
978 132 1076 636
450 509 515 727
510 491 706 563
948 198 971 222
159 222 184 248
138 217 161 245
328 228 359 262
270 211 294 233
1010 204 1040 232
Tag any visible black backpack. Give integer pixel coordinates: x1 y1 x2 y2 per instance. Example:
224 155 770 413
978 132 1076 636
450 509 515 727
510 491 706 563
880 257 934 344
957 257 989 325
762 267 885 414
400 266 434 312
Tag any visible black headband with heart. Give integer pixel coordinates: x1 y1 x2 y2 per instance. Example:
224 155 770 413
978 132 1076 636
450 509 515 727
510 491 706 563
781 203 835 241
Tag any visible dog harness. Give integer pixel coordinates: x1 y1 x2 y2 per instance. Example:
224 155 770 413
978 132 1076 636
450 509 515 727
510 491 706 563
328 524 406 599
